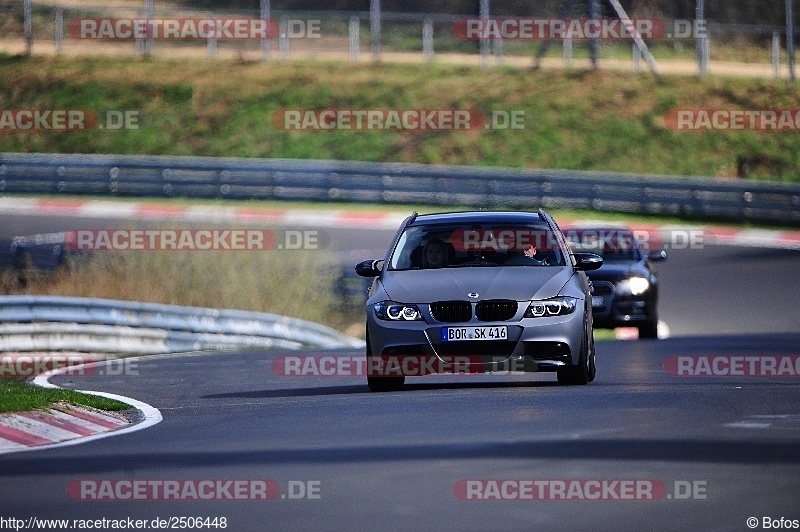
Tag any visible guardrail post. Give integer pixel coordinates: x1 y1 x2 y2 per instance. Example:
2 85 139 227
696 0 708 76
479 0 490 69
24 0 33 56
135 8 144 56
773 31 781 78
587 0 599 70
563 37 572 67
55 7 64 55
787 0 796 83
144 0 154 58
422 18 433 61
349 16 360 62
279 17 289 61
207 26 217 57
370 0 381 62
260 0 270 62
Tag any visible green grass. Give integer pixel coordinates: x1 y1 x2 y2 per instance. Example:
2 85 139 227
1 55 799 181
0 377 129 414
593 329 619 341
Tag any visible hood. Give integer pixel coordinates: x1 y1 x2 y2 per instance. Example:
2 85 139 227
586 260 648 282
380 266 574 303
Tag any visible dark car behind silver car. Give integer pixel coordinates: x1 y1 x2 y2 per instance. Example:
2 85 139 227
563 226 666 339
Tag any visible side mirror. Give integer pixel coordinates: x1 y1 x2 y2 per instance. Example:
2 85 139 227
647 250 667 262
355 259 383 277
572 252 603 271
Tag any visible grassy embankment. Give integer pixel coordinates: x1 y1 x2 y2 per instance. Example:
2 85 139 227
1 54 799 180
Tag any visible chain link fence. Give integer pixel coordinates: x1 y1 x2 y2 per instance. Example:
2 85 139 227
1 1 796 79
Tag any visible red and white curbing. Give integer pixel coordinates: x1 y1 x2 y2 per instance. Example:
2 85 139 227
0 402 129 452
1 196 798 250
0 358 162 455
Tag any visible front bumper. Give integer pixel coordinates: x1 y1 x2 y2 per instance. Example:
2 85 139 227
366 303 586 375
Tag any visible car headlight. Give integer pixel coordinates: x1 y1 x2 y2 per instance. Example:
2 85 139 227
525 297 577 318
374 301 423 321
616 277 650 296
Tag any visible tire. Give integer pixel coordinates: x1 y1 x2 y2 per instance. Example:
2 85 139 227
367 375 406 392
587 325 596 383
558 317 593 385
365 328 405 392
638 320 659 339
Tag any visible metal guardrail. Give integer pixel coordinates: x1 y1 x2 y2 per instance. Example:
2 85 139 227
1 152 799 225
0 295 363 355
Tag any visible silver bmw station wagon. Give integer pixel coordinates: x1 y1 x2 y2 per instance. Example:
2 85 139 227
355 210 603 392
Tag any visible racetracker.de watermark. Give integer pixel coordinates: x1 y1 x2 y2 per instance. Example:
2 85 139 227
272 354 506 377
271 109 526 131
453 479 707 500
0 110 139 131
67 18 322 40
664 109 800 131
67 479 321 501
444 227 705 253
64 229 326 251
563 227 706 252
452 18 706 40
664 355 800 377
0 354 138 377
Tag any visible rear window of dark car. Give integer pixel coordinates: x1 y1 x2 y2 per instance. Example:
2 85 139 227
563 229 643 262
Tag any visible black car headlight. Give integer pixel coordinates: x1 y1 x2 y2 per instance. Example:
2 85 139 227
615 276 650 296
525 297 578 318
374 301 423 321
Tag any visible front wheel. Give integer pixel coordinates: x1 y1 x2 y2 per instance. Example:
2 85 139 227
638 320 659 339
367 375 406 392
558 319 594 385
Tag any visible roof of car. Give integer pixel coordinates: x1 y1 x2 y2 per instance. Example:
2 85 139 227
410 211 546 226
564 224 633 231
564 225 635 234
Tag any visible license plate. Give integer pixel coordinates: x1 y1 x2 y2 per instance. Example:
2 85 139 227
591 296 604 308
442 326 507 342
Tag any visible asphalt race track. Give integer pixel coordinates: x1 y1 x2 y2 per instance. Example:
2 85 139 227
1 213 799 531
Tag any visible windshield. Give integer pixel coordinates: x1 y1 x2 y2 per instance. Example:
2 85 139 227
564 229 643 262
389 222 566 270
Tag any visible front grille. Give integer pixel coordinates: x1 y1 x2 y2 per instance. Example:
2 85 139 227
590 280 614 315
430 301 472 323
434 340 517 361
476 300 518 322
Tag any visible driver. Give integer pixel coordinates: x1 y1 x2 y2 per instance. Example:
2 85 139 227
503 243 547 265
421 238 449 268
